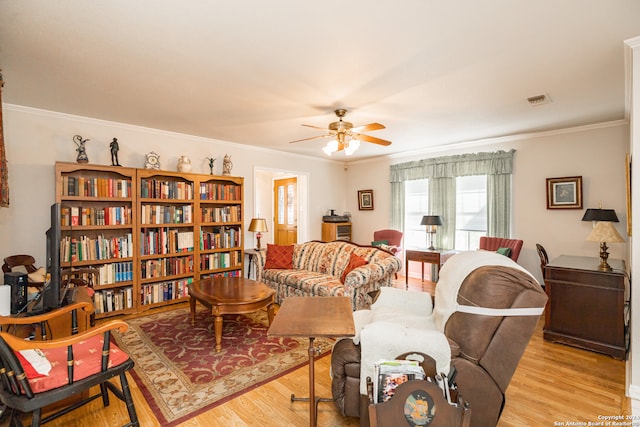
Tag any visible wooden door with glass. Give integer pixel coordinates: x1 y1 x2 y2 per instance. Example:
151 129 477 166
274 177 297 245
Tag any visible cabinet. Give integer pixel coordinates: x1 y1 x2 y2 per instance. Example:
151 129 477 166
322 222 351 242
543 255 628 359
55 162 244 318
56 162 137 319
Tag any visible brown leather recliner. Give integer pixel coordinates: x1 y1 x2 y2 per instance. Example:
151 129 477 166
331 252 547 427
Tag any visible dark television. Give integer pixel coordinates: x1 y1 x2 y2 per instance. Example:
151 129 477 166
42 203 62 311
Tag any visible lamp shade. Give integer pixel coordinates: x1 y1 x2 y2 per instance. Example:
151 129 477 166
248 218 268 232
586 221 625 243
420 215 443 226
581 208 619 222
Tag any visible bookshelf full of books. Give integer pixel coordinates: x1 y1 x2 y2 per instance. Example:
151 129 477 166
55 162 138 319
137 169 197 311
197 175 244 280
55 162 245 317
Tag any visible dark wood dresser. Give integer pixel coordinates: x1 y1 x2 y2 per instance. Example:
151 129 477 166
543 255 628 359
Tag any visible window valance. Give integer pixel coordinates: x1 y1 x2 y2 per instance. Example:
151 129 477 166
389 149 515 182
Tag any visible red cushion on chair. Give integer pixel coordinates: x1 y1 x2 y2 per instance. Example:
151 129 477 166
26 335 129 393
264 244 294 269
340 253 368 284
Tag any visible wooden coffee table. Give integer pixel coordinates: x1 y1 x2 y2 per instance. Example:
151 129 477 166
188 276 275 352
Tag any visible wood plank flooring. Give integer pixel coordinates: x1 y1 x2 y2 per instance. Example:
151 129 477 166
34 276 631 426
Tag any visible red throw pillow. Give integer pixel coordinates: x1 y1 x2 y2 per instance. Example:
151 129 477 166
264 244 294 269
340 253 368 284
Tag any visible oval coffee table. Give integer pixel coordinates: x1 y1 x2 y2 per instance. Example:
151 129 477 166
188 276 275 352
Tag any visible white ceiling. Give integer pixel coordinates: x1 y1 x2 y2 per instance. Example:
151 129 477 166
1 1 639 161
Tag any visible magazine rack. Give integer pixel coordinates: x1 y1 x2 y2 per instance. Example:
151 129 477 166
366 376 470 427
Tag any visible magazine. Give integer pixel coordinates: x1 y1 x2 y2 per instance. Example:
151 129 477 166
373 360 426 404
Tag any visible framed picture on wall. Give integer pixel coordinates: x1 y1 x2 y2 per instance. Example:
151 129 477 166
546 176 583 209
358 189 374 210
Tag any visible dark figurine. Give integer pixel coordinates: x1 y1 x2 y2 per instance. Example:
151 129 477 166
110 137 121 166
206 157 216 175
73 135 89 163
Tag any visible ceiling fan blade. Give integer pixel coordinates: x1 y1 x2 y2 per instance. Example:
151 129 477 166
289 133 332 144
301 124 330 131
355 133 392 146
351 122 385 133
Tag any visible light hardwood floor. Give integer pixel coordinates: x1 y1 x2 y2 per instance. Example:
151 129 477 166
36 276 630 426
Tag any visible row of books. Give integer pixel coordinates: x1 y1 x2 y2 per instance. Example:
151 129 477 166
140 204 193 224
200 251 241 270
94 287 134 314
200 227 241 249
62 176 132 198
201 205 241 223
61 206 132 227
140 255 194 279
96 261 133 284
200 270 241 279
140 278 192 305
139 230 194 255
140 178 194 200
199 182 241 201
60 234 133 263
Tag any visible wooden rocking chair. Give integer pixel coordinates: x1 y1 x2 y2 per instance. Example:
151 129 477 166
0 302 139 426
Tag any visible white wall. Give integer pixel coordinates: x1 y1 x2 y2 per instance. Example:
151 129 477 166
346 121 630 284
0 105 347 264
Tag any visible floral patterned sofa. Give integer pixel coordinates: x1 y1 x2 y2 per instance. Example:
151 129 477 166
253 240 402 310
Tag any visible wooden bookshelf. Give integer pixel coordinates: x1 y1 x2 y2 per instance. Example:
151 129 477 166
196 175 244 281
55 162 245 318
55 162 137 319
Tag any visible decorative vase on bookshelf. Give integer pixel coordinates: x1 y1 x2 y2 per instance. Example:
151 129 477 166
177 156 192 172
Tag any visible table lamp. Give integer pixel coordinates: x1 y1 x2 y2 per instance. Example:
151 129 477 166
420 215 443 250
581 208 619 223
248 218 268 251
586 221 625 271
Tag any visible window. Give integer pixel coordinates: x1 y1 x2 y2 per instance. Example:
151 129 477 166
403 176 488 250
404 179 429 248
455 175 487 250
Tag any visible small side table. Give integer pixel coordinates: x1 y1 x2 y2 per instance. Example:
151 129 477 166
268 296 355 427
404 248 457 288
244 249 259 279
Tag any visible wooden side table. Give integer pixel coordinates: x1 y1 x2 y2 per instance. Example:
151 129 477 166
268 296 355 427
405 248 457 288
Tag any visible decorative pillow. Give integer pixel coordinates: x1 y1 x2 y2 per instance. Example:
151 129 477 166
371 240 389 247
496 247 512 257
340 253 368 284
15 349 52 378
379 244 397 253
264 244 294 269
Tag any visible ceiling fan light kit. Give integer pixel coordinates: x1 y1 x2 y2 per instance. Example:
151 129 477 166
291 109 392 156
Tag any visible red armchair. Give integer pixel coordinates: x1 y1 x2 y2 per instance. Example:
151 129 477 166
373 230 403 277
478 237 523 261
372 229 403 255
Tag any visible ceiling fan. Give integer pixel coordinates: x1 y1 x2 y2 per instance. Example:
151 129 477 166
290 109 392 155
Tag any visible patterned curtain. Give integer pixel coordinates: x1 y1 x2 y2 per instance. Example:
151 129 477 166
0 71 8 207
390 149 515 240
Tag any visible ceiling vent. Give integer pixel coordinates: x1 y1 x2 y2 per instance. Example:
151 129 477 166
527 94 551 106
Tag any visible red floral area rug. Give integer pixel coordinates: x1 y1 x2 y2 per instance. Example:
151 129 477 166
113 307 333 426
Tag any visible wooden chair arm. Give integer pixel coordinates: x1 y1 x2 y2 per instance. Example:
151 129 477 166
0 320 129 351
0 302 94 326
